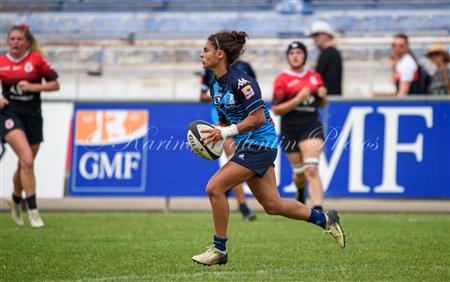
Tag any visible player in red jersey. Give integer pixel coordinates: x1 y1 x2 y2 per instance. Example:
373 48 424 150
0 24 60 228
272 41 327 211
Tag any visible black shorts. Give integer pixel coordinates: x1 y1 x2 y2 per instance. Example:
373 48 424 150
0 111 43 145
230 144 278 178
280 118 324 153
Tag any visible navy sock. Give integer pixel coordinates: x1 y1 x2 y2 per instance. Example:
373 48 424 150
313 205 323 212
239 203 250 216
26 194 37 210
12 194 22 205
213 235 228 252
307 208 327 229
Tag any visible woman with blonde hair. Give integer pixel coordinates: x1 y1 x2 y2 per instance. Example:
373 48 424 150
0 24 60 228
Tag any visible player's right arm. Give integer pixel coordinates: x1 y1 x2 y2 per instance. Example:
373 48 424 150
271 76 311 116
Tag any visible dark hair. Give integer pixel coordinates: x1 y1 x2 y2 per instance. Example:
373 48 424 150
394 32 420 63
394 33 409 44
8 24 46 57
286 41 308 66
208 30 248 65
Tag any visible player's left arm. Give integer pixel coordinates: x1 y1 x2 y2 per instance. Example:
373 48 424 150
203 78 265 143
204 107 265 145
235 107 265 132
18 56 60 93
18 80 59 92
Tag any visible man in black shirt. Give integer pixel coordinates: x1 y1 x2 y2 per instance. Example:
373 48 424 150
310 21 343 96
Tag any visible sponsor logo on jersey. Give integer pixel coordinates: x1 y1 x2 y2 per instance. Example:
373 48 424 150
242 85 255 100
0 66 11 71
12 66 21 71
287 79 300 88
213 96 221 106
237 78 250 88
24 62 33 73
5 118 14 130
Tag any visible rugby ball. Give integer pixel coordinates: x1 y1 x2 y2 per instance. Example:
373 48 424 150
187 120 224 160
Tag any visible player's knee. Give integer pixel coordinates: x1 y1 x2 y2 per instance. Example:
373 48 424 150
303 157 319 180
205 180 222 197
263 201 281 215
304 165 319 179
19 155 34 171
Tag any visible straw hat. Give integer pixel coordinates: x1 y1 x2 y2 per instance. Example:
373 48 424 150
425 43 450 63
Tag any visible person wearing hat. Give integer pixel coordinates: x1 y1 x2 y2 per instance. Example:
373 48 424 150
425 43 450 95
310 21 343 96
272 41 327 211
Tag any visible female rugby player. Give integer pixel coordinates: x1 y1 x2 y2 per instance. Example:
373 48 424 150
192 31 345 266
272 41 327 211
0 24 60 228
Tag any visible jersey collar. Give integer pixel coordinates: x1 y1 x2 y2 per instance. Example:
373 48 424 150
6 51 30 63
283 68 308 78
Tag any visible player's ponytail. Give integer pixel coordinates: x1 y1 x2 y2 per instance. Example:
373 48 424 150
208 30 248 65
8 24 47 58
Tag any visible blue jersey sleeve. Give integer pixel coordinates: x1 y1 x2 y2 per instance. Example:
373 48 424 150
234 77 264 115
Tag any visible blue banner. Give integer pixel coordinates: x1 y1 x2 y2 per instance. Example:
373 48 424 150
69 100 450 198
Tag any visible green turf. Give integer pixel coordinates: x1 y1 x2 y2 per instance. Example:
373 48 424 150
1 212 449 281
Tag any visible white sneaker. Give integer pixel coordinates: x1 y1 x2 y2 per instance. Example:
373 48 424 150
192 245 228 266
5 198 24 226
28 209 45 228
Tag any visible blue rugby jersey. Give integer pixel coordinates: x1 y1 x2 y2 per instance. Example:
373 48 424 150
209 65 277 149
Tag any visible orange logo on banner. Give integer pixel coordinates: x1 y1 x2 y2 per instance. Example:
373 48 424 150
75 110 148 145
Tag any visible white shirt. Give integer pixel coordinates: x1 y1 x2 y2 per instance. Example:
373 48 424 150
395 53 418 82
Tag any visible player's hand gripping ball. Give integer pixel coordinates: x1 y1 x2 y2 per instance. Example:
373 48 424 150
187 120 224 160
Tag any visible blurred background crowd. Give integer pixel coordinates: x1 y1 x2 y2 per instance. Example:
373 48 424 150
1 0 448 101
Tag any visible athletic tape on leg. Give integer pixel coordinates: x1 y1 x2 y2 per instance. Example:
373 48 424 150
303 157 319 166
292 157 319 174
293 164 306 174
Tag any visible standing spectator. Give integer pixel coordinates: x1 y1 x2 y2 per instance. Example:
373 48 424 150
199 59 257 221
425 43 450 95
375 33 424 96
0 24 60 228
310 20 343 95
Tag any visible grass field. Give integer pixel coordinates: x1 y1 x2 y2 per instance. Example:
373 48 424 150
1 212 449 281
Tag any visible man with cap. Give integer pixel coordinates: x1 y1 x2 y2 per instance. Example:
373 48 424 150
310 20 343 96
425 43 450 95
